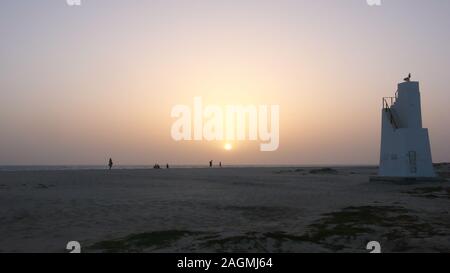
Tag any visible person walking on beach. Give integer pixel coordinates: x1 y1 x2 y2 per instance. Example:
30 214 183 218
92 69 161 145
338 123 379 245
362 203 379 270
166 163 169 169
209 160 213 168
108 158 113 170
219 162 222 168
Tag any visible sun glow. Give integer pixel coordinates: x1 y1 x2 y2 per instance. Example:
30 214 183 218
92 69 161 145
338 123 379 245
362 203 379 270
224 143 233 151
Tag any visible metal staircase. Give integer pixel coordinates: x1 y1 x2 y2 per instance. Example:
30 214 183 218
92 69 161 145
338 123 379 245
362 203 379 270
383 97 399 129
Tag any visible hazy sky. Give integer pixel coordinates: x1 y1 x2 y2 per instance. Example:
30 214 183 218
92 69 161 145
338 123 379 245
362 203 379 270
1 0 449 165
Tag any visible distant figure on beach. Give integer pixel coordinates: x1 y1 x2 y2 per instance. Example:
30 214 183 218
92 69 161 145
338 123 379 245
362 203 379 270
108 158 113 170
209 160 213 168
154 164 161 169
404 73 411 82
166 163 169 169
219 162 222 168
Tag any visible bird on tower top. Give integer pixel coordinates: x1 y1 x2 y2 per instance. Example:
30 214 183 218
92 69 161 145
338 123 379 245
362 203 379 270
404 73 411 82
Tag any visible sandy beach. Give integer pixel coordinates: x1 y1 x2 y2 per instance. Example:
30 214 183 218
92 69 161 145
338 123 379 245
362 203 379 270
0 166 449 253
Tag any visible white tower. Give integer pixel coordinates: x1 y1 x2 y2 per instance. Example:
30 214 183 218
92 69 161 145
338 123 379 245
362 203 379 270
377 78 436 179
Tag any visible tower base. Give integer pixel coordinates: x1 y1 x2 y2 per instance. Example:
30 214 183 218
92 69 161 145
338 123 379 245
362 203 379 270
369 176 445 183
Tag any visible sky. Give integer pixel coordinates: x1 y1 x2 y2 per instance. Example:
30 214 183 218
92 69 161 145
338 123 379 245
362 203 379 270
1 0 449 165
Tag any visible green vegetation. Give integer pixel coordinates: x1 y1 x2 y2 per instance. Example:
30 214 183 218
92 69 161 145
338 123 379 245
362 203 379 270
406 186 450 199
89 205 449 252
90 230 204 253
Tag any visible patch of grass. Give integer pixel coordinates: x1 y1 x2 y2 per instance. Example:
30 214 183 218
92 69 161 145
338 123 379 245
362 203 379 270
299 206 411 249
201 206 432 252
89 205 450 253
324 206 407 225
274 169 305 174
299 206 395 243
406 186 450 199
90 230 203 253
203 235 254 247
304 224 373 242
201 232 268 252
298 205 448 252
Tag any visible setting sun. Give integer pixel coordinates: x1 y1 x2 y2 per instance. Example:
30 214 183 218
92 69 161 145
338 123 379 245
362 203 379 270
224 143 233 151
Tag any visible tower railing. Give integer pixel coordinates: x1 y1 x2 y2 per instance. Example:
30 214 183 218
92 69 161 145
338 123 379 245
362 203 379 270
382 97 396 109
382 97 398 129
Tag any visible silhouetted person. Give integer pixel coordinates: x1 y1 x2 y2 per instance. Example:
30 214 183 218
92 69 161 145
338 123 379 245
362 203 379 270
108 158 113 170
166 163 169 169
219 162 222 168
404 73 411 82
209 160 213 168
154 163 160 169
